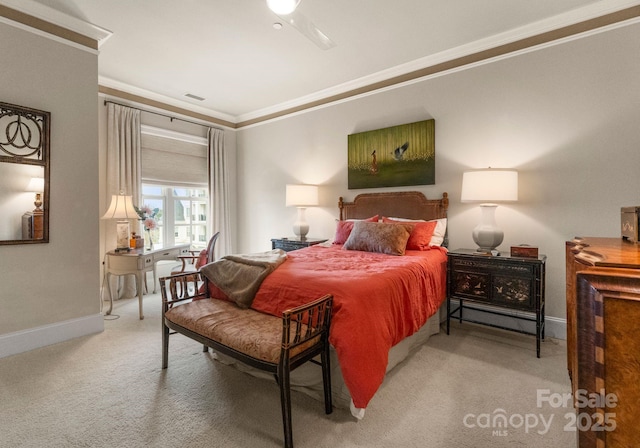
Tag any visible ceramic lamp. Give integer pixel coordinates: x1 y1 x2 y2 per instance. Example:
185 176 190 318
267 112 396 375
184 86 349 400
461 169 518 253
285 184 318 240
102 193 138 252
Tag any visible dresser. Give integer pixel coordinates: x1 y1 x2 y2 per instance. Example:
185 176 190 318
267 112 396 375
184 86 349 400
566 237 640 447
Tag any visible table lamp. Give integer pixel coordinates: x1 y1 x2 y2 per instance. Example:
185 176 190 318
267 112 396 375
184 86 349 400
102 192 138 252
461 169 518 253
285 184 318 240
27 177 45 212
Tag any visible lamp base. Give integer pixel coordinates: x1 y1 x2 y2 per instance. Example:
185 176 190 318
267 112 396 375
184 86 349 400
472 204 504 252
116 220 131 252
293 207 309 240
293 222 309 240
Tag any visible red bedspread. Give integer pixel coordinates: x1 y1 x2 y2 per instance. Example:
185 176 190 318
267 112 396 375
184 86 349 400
246 244 448 409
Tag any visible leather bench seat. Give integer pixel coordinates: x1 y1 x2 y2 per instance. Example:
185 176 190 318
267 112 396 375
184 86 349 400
165 298 319 364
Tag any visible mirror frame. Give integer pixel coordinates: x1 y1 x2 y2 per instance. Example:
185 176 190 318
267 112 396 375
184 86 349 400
0 101 50 245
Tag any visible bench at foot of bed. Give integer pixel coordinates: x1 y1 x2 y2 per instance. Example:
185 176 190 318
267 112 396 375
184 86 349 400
160 271 333 448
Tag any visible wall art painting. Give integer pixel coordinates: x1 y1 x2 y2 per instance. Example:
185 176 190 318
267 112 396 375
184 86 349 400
348 119 435 189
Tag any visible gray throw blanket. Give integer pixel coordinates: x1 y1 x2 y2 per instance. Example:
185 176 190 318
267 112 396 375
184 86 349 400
200 249 287 309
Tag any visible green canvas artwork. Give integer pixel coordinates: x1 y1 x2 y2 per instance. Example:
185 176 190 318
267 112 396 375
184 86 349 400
347 119 435 189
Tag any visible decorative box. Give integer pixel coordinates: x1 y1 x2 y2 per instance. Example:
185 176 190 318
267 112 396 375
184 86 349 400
621 206 640 242
510 245 539 258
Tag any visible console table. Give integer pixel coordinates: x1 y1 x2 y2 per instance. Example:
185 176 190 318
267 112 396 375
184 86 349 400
104 244 190 319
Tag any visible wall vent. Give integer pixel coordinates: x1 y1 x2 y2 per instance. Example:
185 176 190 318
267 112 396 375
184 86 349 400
184 93 205 101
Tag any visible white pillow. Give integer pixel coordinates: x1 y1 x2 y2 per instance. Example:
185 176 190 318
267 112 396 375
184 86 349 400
343 217 381 222
386 217 425 222
385 217 447 247
429 218 447 246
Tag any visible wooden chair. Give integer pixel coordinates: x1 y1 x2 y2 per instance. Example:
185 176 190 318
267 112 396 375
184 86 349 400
170 231 220 275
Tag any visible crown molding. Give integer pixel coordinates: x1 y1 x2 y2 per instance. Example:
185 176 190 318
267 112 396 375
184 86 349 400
0 0 111 51
99 80 237 129
235 0 640 126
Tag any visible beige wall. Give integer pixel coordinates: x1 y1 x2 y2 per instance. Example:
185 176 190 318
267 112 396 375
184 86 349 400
235 21 640 337
0 21 101 355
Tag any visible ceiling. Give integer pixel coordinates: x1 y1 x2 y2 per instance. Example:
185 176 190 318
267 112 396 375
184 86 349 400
9 0 639 125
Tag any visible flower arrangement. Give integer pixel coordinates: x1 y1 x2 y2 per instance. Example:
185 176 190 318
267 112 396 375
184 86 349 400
135 205 160 250
134 205 159 231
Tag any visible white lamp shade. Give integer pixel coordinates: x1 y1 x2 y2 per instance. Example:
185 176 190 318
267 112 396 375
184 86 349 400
461 170 518 203
286 184 319 207
101 194 138 220
27 177 45 192
266 0 300 15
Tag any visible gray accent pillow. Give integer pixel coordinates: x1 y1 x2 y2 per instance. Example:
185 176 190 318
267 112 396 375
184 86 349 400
343 221 413 256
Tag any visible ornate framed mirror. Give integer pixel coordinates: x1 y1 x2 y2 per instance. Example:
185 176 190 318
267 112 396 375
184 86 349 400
0 101 50 245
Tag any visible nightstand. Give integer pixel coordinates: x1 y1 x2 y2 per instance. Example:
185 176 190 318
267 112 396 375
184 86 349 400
271 237 327 252
446 249 546 357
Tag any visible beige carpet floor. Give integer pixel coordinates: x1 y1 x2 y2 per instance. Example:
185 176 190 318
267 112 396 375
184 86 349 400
0 293 575 447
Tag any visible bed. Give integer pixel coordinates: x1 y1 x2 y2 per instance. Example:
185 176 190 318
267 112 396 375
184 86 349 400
205 191 449 419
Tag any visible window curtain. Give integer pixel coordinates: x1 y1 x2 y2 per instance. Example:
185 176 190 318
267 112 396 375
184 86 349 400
105 103 141 298
207 127 231 258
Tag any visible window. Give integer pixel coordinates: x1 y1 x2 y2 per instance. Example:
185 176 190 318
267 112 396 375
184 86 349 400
141 184 209 250
139 125 209 250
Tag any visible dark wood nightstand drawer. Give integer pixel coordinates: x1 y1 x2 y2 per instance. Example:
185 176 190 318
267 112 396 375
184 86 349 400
450 270 491 300
450 257 536 310
271 237 327 252
274 240 306 252
450 256 535 274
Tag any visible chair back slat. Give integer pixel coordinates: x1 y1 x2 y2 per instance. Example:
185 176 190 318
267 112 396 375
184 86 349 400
161 271 208 312
204 231 220 264
281 294 333 351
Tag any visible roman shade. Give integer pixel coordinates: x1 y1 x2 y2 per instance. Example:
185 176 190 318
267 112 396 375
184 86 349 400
141 132 207 186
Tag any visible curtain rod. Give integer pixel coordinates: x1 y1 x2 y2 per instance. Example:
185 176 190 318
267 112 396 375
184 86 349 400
103 99 224 131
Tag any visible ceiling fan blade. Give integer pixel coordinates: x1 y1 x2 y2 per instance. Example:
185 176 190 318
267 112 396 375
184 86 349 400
278 10 336 50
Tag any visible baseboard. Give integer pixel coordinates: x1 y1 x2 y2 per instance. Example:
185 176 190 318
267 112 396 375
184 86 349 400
0 314 104 359
447 299 567 340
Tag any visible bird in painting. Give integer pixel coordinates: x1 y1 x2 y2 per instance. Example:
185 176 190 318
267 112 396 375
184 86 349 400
370 150 378 174
392 142 409 160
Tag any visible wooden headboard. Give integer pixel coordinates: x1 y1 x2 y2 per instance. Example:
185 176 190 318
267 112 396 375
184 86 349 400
338 191 448 221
